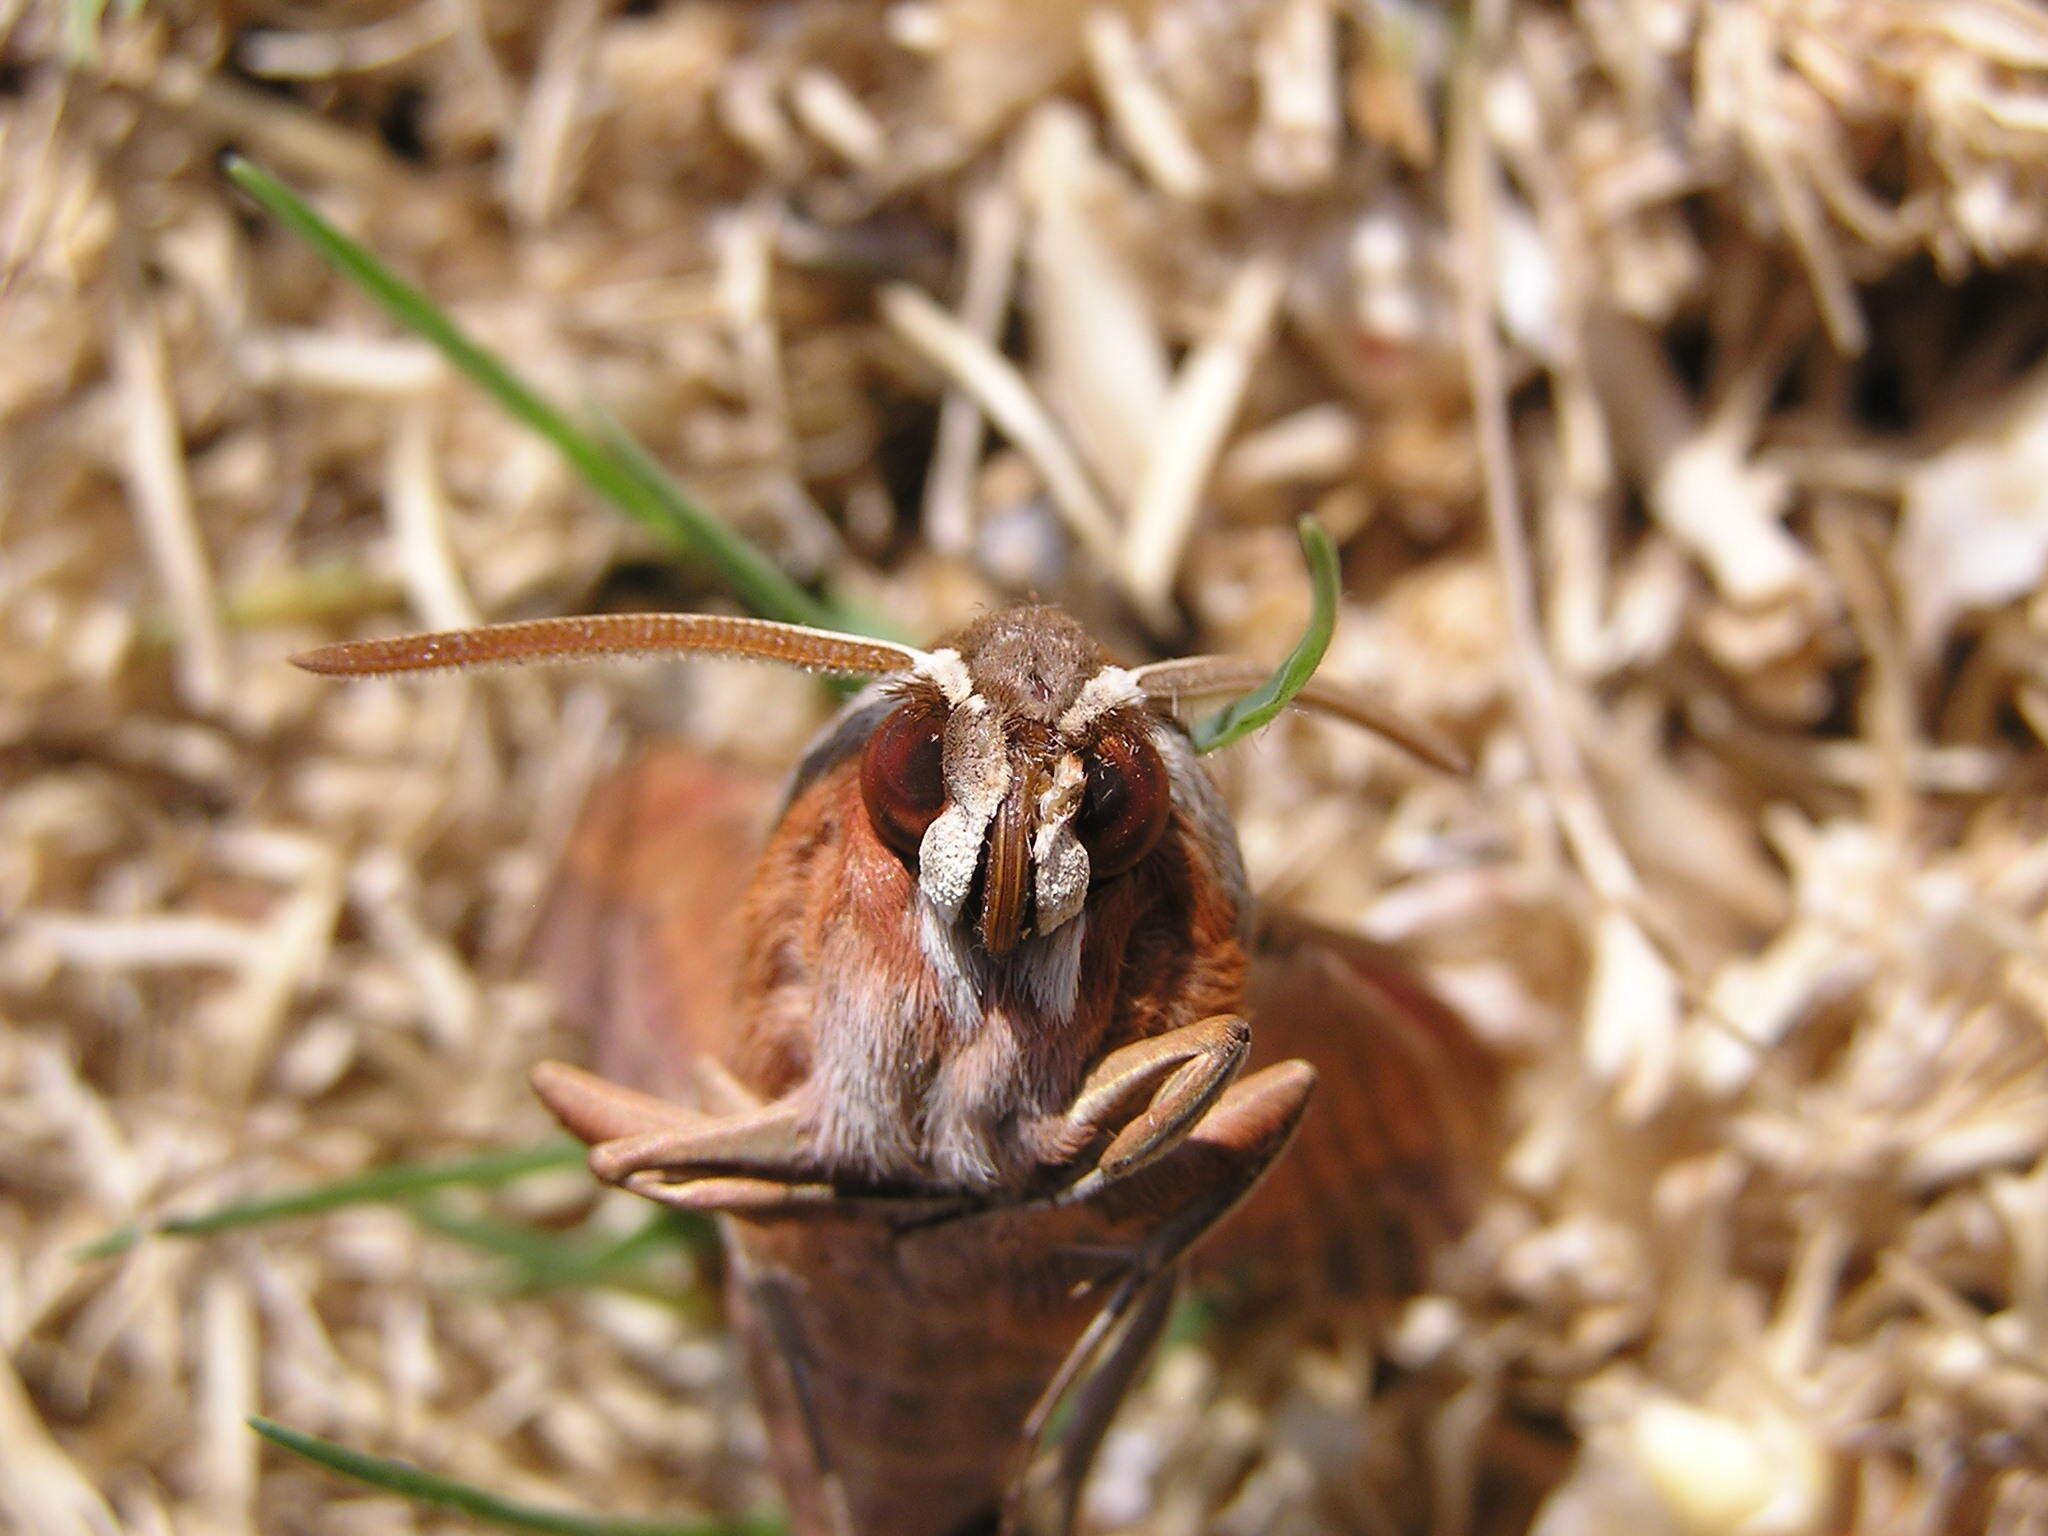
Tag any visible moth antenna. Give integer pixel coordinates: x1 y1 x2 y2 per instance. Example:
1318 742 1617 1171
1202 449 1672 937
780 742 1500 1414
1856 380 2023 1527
291 613 926 680
1131 655 1470 774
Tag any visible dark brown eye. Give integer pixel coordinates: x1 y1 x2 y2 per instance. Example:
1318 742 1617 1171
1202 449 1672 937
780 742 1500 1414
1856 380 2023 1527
1076 729 1169 879
860 702 947 860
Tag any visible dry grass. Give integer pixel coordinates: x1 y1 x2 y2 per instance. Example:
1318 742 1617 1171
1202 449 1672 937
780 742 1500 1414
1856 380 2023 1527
7 2 2048 1533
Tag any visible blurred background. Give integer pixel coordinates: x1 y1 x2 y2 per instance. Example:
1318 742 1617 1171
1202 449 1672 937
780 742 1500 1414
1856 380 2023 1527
6 2 2048 1532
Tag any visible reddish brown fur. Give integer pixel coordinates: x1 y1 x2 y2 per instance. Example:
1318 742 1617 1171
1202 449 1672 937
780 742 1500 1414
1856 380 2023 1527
727 738 1246 1186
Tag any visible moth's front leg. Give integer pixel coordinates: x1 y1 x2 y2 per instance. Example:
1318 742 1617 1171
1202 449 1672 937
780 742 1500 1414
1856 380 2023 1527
532 1060 951 1219
1035 1013 1252 1196
901 1055 1318 1301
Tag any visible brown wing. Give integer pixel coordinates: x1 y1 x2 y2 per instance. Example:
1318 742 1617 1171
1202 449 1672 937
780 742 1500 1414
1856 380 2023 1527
537 748 778 1101
1196 910 1502 1304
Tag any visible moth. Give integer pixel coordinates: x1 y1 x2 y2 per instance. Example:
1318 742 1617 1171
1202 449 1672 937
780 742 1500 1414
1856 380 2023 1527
296 604 1495 1536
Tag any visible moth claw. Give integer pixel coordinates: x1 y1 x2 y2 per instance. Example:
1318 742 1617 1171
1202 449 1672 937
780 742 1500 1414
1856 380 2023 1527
1049 1014 1252 1198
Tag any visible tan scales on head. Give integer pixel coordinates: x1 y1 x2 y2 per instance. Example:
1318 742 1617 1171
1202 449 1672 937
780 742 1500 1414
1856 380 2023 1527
944 606 1113 724
873 606 1169 957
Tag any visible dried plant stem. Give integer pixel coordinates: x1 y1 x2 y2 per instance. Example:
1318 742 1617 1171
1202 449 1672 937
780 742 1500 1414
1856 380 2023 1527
238 328 443 393
388 409 483 632
1879 1253 2048 1380
0 1355 118 1536
716 205 845 573
0 63 67 298
881 283 1163 626
1251 0 1340 189
1083 9 1214 201
1124 258 1286 618
1450 22 1785 1089
116 274 230 713
1817 508 1915 843
503 0 601 226
197 1274 260 1526
921 179 1024 555
1448 24 1640 915
224 157 841 631
126 55 398 184
790 68 888 171
239 7 456 79
1724 8 1866 354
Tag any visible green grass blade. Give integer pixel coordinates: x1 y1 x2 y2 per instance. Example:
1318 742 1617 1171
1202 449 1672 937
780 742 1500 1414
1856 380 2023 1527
1190 517 1341 753
250 1418 783 1536
580 407 855 633
221 155 836 632
65 0 117 59
406 1203 717 1295
1163 1291 1219 1349
77 1140 587 1260
584 411 906 643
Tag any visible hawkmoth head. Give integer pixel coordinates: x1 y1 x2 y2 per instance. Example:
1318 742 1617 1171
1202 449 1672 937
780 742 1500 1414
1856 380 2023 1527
294 604 1461 959
852 605 1166 956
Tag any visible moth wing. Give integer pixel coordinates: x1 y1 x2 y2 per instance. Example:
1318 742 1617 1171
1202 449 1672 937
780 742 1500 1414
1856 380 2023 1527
1198 910 1502 1303
537 748 776 1102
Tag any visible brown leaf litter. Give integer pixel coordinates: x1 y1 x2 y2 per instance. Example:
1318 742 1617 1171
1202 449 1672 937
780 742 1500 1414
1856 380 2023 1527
5 2 2048 1532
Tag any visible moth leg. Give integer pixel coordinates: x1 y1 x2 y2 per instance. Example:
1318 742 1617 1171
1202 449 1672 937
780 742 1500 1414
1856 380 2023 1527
534 1059 821 1188
887 1064 1314 1531
1051 1014 1252 1195
979 1063 1314 1534
588 1100 811 1186
690 1054 765 1114
611 1174 973 1226
1003 1268 1180 1536
537 1061 976 1223
902 1059 1316 1308
618 1174 842 1216
531 1059 698 1143
1065 1059 1316 1275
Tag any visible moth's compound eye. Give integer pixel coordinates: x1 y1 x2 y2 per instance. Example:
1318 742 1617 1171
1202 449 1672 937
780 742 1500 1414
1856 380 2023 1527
861 702 947 861
1076 729 1169 879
